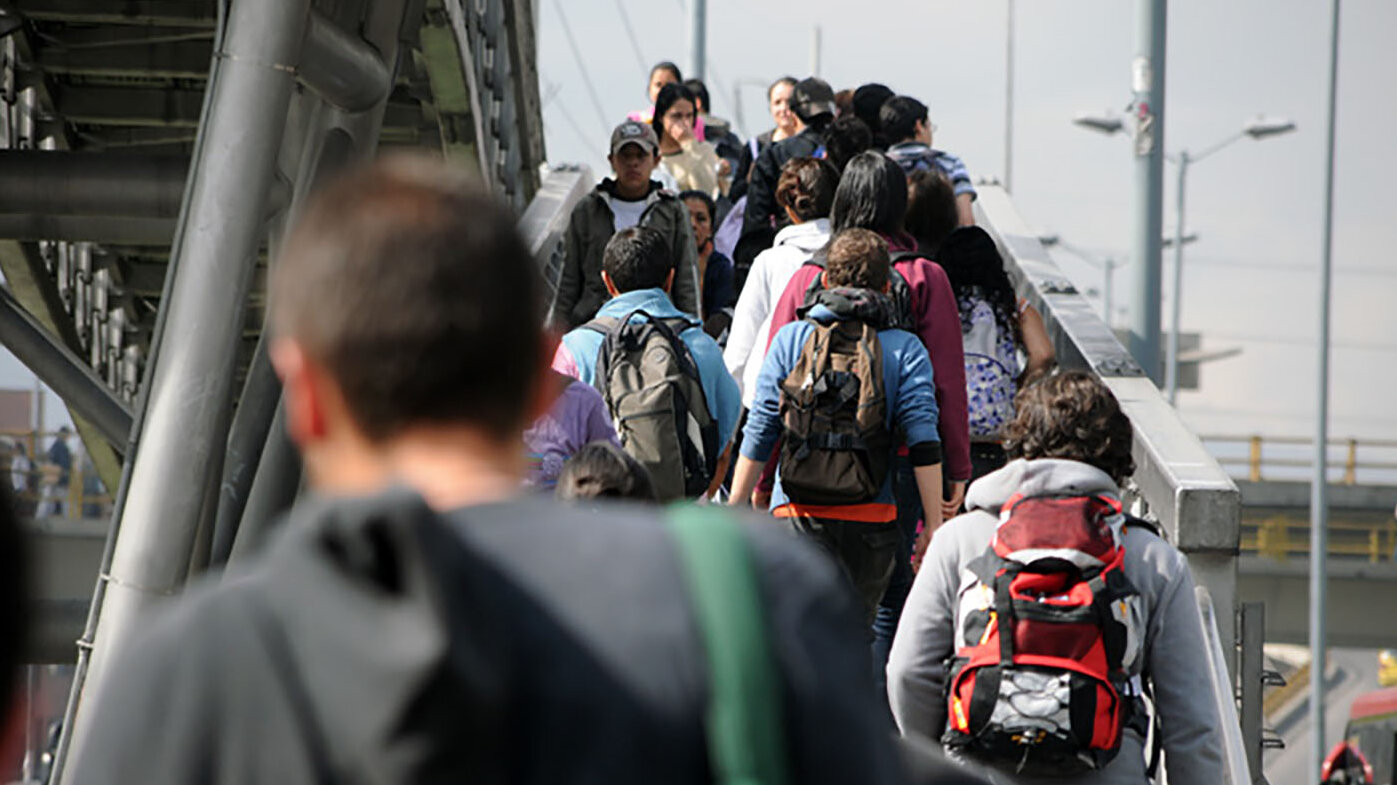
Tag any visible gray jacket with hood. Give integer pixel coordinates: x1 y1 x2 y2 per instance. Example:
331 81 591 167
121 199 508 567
886 459 1225 785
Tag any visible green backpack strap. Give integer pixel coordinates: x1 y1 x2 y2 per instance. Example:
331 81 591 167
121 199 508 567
664 505 790 785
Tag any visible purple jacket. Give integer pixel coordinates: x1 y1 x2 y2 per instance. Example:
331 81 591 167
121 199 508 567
524 377 619 488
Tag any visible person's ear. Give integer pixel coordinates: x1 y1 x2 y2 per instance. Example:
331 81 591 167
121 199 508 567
820 271 830 290
602 270 621 298
271 338 327 450
607 153 618 172
663 268 675 294
883 278 892 293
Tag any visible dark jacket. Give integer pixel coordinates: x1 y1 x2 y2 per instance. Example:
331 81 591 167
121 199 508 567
549 179 700 330
70 491 911 785
741 125 827 241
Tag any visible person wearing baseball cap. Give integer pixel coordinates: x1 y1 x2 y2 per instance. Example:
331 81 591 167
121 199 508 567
547 120 700 331
739 77 840 269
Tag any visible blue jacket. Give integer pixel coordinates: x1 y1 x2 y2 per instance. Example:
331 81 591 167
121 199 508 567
554 288 743 451
742 305 941 516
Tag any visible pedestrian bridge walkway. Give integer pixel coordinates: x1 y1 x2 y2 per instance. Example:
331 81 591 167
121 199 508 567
0 3 1378 782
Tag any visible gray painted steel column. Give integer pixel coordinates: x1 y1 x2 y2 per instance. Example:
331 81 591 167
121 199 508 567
59 0 312 777
688 0 706 82
1311 0 1341 776
1129 0 1166 382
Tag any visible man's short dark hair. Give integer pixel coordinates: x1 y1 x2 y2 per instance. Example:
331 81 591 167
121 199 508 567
602 225 673 293
825 228 891 291
880 96 929 145
852 83 895 134
271 155 542 442
1003 371 1136 485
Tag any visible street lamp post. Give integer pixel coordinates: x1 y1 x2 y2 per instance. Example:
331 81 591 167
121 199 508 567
1073 113 1296 402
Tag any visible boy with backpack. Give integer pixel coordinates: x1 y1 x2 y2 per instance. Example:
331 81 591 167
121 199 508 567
887 371 1224 783
729 228 944 623
554 225 741 502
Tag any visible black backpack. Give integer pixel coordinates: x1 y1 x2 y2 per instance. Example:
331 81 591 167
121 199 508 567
801 249 919 332
585 310 719 501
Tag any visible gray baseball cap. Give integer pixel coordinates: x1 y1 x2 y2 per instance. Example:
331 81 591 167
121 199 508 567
610 120 659 155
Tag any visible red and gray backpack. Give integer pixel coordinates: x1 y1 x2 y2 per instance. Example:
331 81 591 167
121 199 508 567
943 493 1146 775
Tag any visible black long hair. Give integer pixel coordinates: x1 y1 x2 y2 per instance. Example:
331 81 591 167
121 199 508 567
651 83 698 139
830 151 907 237
937 225 1021 345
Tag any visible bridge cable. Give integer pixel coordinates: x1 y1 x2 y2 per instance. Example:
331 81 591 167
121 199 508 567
548 0 615 137
612 0 650 80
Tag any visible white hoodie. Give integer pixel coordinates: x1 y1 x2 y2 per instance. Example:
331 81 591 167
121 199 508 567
723 218 831 407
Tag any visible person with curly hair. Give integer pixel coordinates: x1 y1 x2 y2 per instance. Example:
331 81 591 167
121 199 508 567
887 370 1225 785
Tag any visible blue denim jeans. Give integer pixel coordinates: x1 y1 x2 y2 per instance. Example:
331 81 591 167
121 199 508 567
871 456 922 683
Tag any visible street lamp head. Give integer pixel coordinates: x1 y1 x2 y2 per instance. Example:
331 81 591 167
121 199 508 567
1072 112 1124 136
1037 232 1061 247
1243 116 1297 140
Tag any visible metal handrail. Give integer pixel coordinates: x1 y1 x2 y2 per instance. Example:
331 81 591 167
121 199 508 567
1198 587 1255 785
973 186 1241 554
515 164 593 299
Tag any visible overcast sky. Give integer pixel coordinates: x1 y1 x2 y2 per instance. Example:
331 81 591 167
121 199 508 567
537 0 1397 455
3 1 1393 467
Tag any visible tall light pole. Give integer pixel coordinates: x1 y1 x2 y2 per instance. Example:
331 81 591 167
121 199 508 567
1130 0 1167 382
688 0 706 81
1072 113 1295 401
1004 0 1015 193
1312 0 1342 777
1162 118 1295 404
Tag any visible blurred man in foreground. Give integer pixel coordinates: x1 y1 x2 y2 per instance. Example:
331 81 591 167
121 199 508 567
67 156 907 784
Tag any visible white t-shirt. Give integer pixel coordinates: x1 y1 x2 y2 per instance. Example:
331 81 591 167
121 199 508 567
609 197 648 232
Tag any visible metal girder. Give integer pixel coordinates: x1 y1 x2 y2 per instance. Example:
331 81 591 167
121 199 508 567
301 9 393 112
0 215 175 245
8 0 216 27
59 0 314 774
36 39 212 80
56 84 204 127
0 151 188 216
0 285 132 445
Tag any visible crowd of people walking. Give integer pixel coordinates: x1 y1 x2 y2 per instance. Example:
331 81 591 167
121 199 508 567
14 62 1229 785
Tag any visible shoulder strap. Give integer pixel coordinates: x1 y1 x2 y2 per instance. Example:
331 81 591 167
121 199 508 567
665 505 789 785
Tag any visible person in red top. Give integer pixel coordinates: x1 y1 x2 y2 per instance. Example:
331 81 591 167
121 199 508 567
767 151 970 499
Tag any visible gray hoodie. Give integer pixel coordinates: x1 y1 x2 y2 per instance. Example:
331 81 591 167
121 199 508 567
886 459 1225 785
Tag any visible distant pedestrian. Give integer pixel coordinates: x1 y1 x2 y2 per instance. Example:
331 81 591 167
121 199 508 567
548 119 700 330
678 189 736 333
730 228 944 623
882 96 977 226
731 76 799 201
43 425 72 517
653 83 729 199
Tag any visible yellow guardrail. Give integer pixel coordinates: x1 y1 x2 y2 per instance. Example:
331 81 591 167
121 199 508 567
1202 434 1397 485
1242 517 1397 562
